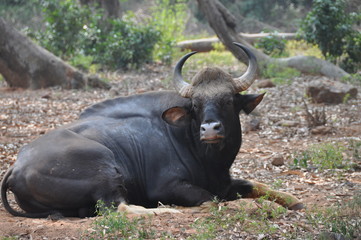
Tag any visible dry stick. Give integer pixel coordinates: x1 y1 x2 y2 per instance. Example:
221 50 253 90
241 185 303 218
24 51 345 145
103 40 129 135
303 99 327 127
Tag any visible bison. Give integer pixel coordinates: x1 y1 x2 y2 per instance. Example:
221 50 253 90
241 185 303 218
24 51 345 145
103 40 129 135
1 43 303 218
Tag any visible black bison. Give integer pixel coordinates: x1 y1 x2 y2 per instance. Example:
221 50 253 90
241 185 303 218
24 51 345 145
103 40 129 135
1 43 303 218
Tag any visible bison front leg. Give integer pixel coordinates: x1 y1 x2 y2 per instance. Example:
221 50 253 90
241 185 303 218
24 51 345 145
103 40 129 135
160 182 215 207
227 180 304 210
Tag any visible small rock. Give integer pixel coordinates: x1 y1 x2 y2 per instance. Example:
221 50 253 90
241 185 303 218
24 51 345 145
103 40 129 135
108 87 120 97
257 79 275 88
310 126 332 135
306 79 357 104
271 155 285 166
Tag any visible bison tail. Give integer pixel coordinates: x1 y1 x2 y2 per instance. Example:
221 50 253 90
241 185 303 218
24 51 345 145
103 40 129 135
1 166 21 216
1 167 56 218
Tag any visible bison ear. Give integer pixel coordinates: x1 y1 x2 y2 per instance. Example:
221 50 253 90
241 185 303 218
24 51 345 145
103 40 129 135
236 92 265 115
162 107 191 127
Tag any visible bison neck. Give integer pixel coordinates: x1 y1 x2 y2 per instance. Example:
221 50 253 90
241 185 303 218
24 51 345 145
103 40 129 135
190 121 242 196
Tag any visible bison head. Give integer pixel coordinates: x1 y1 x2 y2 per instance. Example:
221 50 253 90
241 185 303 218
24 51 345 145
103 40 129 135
163 43 264 146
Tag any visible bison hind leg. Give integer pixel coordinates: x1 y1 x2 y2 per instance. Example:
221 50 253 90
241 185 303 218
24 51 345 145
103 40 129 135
246 181 304 210
227 179 304 210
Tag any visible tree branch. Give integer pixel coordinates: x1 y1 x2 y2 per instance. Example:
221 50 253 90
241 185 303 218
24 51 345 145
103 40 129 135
196 0 350 79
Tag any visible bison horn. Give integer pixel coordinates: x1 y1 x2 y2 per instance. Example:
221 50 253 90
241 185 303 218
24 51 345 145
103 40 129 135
173 51 197 98
232 42 258 92
173 43 257 96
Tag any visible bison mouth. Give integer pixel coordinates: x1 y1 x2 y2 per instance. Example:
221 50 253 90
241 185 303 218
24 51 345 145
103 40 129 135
200 136 224 144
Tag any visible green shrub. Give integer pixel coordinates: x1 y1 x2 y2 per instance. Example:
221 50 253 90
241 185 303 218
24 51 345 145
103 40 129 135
36 0 93 57
85 13 161 69
340 31 361 73
34 0 160 70
261 63 301 85
151 0 187 65
300 0 361 73
255 31 288 57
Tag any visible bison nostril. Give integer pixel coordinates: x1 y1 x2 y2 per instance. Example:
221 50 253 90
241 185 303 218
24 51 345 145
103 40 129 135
213 123 221 130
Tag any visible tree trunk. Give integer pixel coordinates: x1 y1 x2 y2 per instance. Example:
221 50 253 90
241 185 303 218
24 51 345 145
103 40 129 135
177 33 297 52
0 18 110 90
196 0 350 79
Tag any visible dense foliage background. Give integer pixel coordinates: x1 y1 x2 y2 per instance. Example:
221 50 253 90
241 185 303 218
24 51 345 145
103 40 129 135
0 0 360 73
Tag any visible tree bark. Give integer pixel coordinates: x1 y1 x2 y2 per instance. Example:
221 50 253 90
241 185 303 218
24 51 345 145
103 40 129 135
177 33 297 52
196 0 350 79
0 18 110 90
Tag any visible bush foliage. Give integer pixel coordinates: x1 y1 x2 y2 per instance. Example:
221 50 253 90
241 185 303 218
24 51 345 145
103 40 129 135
254 31 287 57
151 0 187 65
35 0 161 70
83 13 161 69
300 0 361 73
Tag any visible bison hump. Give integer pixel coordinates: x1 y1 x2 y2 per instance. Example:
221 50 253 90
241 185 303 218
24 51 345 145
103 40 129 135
80 91 189 120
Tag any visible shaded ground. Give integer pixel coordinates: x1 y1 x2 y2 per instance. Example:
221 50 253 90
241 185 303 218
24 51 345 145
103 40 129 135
0 66 360 239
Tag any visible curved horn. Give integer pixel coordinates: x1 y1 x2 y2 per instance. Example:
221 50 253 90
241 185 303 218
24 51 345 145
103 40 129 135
173 51 197 98
232 42 258 92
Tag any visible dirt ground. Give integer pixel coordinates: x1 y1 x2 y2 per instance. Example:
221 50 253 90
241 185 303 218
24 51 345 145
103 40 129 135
0 67 360 239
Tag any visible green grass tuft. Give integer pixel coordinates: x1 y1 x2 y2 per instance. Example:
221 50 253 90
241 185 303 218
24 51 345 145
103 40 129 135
84 201 155 240
306 192 361 239
260 63 301 85
291 140 361 172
